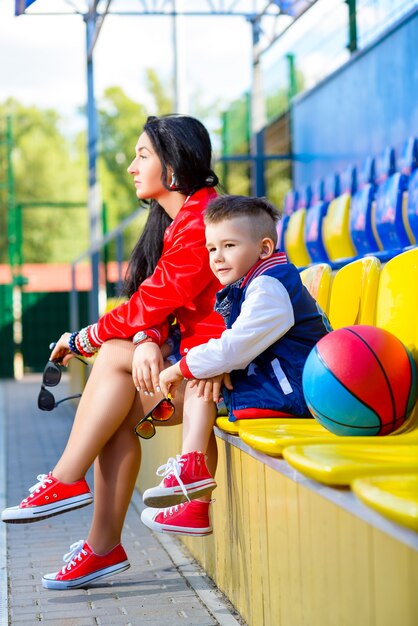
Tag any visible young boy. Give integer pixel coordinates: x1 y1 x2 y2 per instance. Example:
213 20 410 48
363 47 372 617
141 195 330 535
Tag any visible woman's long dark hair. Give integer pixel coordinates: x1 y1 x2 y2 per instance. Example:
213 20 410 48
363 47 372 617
123 115 219 297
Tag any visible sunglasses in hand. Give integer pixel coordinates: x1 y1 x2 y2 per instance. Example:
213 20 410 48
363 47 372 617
38 359 86 412
133 395 175 439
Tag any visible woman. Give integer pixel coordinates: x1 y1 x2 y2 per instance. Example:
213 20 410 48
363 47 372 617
2 114 225 590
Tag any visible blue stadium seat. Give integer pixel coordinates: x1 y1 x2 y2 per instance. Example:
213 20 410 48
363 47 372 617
304 174 340 263
349 156 379 255
363 138 418 263
340 164 357 197
406 168 418 243
373 146 411 251
277 189 299 251
327 141 417 270
297 184 312 209
399 136 418 244
283 183 314 265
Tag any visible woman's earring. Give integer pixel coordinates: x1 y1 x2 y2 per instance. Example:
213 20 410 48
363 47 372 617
170 173 177 189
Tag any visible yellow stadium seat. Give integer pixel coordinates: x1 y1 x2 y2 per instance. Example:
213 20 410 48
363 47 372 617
328 256 380 328
238 418 333 456
282 444 418 486
299 262 332 313
284 208 311 266
238 410 418 457
239 248 418 460
375 246 418 363
351 474 418 532
322 193 357 261
216 416 239 435
281 249 418 483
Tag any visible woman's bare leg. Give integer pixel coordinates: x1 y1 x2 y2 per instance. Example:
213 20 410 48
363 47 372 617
86 395 142 554
53 342 184 554
86 379 185 554
53 339 140 483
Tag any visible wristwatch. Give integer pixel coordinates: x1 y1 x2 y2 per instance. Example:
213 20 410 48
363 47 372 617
133 331 153 346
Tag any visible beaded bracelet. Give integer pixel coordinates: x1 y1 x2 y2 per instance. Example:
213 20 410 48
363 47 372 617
78 326 99 355
75 334 93 358
68 331 82 356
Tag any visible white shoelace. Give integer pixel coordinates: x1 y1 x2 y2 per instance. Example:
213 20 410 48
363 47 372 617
156 455 190 501
163 504 185 518
23 474 53 502
61 540 87 574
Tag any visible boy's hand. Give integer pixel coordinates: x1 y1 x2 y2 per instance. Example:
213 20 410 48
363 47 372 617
190 373 233 403
132 342 164 395
159 362 184 398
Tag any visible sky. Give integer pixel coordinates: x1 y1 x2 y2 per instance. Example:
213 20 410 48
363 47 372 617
0 0 253 136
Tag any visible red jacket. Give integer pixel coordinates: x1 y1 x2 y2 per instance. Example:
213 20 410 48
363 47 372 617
88 188 225 354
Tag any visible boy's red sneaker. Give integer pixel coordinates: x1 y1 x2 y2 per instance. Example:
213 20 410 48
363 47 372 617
1 473 93 523
142 451 216 507
141 500 213 536
42 540 130 589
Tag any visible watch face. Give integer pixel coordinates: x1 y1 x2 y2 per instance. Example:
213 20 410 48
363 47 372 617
133 331 148 344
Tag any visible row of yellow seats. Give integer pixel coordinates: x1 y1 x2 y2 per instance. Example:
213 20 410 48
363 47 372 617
215 247 418 531
284 192 356 266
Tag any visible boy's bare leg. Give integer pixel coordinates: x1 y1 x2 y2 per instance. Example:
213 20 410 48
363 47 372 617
181 383 217 456
180 384 218 501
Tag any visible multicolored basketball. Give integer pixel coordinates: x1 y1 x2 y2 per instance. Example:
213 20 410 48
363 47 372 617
302 325 418 436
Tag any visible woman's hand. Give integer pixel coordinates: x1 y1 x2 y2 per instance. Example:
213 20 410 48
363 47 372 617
189 372 233 403
159 362 184 398
132 342 164 395
49 333 74 366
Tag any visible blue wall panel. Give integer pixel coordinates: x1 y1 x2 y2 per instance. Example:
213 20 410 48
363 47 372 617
292 9 418 187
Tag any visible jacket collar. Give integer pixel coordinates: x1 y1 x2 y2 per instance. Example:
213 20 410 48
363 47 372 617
241 252 287 289
182 186 217 211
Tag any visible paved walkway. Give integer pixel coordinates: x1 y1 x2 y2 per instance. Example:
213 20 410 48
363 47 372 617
0 377 244 626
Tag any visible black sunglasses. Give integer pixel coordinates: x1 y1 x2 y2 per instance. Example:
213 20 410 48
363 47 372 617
37 359 86 412
133 395 175 439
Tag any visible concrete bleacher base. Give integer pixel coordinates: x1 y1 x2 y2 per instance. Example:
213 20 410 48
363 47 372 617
137 425 418 626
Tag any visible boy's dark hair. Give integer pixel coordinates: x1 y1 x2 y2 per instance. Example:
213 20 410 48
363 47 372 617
204 195 281 245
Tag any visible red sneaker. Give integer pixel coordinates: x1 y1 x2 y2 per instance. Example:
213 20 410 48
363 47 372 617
142 451 216 507
141 500 213 536
42 540 130 590
1 473 93 523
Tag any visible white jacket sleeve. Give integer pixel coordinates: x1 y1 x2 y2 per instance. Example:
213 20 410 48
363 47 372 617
184 275 295 379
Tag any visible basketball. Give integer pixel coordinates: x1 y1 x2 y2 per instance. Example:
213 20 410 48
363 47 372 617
302 325 418 436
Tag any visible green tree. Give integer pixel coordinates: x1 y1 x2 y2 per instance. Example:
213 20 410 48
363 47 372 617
98 86 148 232
97 75 175 255
0 98 88 264
1 70 224 268
145 68 173 116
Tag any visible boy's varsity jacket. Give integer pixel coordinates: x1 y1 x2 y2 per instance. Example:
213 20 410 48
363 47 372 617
179 253 330 421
